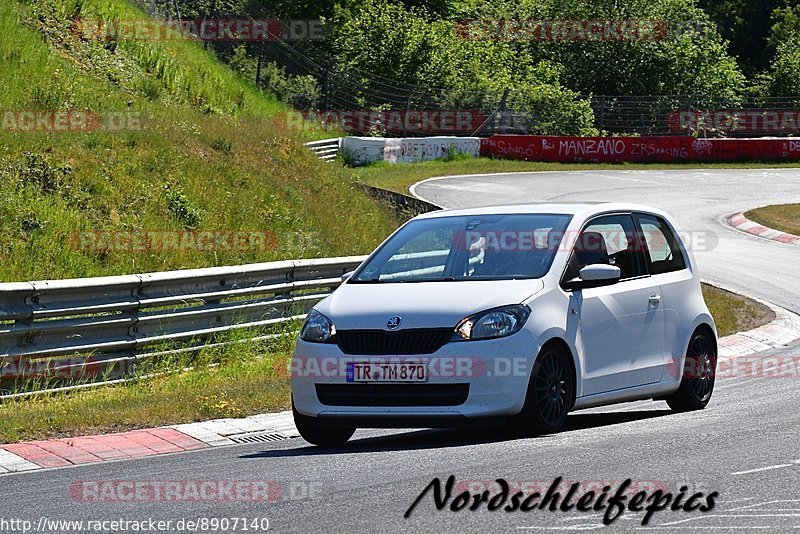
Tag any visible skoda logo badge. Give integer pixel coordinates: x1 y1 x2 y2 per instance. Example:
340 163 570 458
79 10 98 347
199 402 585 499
387 316 402 330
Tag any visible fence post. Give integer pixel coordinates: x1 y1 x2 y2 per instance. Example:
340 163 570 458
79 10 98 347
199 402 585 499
404 87 416 137
498 88 510 134
324 70 332 111
598 95 606 133
255 43 264 87
470 87 510 137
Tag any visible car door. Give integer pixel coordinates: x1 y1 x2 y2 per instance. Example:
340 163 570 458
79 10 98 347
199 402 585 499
564 214 666 396
633 212 693 369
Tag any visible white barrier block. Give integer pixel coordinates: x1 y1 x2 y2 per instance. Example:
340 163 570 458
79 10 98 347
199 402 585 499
340 137 387 166
341 136 480 165
385 136 480 164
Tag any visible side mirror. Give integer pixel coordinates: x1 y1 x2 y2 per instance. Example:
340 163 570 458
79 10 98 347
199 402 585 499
341 271 354 283
562 264 621 291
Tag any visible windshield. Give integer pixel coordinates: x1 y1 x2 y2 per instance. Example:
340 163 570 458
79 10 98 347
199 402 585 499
351 213 572 283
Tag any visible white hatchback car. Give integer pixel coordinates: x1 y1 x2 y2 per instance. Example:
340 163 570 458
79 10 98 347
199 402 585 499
291 203 717 446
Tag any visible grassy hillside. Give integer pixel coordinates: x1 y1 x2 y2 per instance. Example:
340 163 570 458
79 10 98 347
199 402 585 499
0 0 395 282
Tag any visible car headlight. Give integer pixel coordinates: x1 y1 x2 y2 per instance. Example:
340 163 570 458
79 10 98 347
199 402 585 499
454 305 530 340
300 309 336 343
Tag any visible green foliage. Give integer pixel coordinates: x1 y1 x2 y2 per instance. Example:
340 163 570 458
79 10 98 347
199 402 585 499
766 42 800 97
450 0 745 100
228 44 257 81
505 82 597 136
0 0 398 281
131 0 797 107
323 0 750 132
3 152 74 196
255 60 323 110
761 5 800 97
209 136 232 152
330 0 597 135
13 0 282 116
767 5 800 49
331 0 447 86
164 184 203 229
699 0 791 74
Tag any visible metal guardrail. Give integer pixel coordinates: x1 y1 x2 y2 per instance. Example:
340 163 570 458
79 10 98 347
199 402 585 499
359 184 441 219
0 256 367 394
305 138 341 162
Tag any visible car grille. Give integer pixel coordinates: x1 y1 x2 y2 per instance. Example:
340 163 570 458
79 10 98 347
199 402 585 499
333 328 453 355
315 384 469 407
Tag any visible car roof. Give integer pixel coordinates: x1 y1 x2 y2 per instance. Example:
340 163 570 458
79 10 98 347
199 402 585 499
413 202 670 221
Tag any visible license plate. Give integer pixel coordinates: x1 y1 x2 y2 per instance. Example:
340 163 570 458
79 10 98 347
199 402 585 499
346 362 427 382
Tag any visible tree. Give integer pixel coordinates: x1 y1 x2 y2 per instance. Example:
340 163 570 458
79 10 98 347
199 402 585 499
451 0 745 101
764 6 800 96
697 0 790 74
330 0 597 134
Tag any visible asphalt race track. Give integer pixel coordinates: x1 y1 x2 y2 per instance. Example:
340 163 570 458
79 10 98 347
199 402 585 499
2 169 800 533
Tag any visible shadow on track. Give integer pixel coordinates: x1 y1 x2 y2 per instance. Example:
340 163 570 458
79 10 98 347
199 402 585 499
241 409 673 458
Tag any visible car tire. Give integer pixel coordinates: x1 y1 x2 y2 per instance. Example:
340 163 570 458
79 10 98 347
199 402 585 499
292 401 356 447
666 329 717 412
511 344 574 436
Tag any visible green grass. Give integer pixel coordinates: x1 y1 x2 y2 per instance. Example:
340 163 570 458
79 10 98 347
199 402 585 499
702 284 774 338
0 329 297 443
2 0 282 116
745 203 800 237
0 0 397 281
352 158 800 195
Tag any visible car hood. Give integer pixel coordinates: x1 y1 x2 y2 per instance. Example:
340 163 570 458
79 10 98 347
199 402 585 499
314 279 545 330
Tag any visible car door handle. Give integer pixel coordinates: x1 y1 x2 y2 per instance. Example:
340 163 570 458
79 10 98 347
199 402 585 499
649 292 661 306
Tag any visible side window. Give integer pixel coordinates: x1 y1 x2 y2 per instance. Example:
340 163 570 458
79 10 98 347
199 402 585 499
635 214 686 275
564 214 646 281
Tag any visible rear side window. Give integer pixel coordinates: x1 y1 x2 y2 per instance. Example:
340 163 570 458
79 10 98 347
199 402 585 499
635 214 686 275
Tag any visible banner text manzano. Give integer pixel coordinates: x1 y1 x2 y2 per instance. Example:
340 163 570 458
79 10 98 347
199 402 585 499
404 476 718 526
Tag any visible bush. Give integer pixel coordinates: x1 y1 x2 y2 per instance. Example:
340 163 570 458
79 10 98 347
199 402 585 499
279 74 322 110
453 0 745 100
330 0 596 135
763 6 800 97
257 61 322 110
163 184 202 230
505 82 598 136
766 42 800 96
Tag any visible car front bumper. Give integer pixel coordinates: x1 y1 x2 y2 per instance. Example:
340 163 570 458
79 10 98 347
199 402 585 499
290 331 538 423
